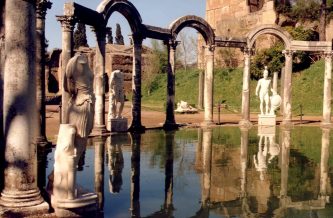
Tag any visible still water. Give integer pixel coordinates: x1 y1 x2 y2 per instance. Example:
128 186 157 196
40 126 333 217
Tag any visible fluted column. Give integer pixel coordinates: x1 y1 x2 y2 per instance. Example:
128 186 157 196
282 50 294 126
163 40 178 130
129 35 145 132
203 45 215 126
92 27 107 135
0 0 44 207
239 48 252 127
56 15 75 124
322 52 332 126
36 0 52 147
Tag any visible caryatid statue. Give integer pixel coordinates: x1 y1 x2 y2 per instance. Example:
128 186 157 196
256 66 272 115
52 53 97 216
108 70 125 119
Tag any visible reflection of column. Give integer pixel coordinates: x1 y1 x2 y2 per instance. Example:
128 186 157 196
198 70 205 110
282 50 294 126
240 48 252 126
240 127 249 197
108 136 124 194
203 45 214 126
129 36 145 132
92 28 107 135
319 128 330 201
164 131 175 211
202 128 212 205
36 0 52 146
164 40 178 130
1 0 44 207
56 15 75 123
322 52 332 125
94 137 105 210
195 128 203 171
280 127 291 199
130 133 141 217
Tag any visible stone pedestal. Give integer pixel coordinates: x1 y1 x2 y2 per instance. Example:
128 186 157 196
258 125 275 135
108 118 128 132
258 115 276 126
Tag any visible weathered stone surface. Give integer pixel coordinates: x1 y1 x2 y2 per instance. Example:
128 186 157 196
108 118 128 132
258 114 276 126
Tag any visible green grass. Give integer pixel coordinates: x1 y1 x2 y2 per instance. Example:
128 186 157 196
142 60 327 115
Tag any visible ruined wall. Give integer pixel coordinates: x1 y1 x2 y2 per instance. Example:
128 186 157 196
46 44 152 96
199 0 277 68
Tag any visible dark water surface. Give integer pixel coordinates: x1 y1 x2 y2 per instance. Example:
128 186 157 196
40 126 333 217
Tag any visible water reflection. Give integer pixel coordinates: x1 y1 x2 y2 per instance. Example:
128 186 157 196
107 136 124 194
131 133 141 217
93 137 106 211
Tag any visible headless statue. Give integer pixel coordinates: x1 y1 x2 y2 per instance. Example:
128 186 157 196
256 66 271 115
53 53 95 201
108 70 125 119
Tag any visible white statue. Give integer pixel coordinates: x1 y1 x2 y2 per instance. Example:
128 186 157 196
51 54 97 215
256 66 272 115
108 70 125 119
175 100 198 113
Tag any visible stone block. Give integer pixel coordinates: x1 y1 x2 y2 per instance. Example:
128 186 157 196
258 125 275 136
258 114 276 126
108 118 128 132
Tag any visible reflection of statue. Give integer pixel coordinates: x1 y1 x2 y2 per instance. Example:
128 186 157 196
256 66 271 115
253 135 268 181
108 70 124 119
51 54 97 216
108 137 124 193
268 135 280 163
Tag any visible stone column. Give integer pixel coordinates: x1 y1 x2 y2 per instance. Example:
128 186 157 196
130 133 141 217
36 0 52 147
239 48 252 127
203 45 215 126
164 131 174 210
272 71 278 93
94 137 105 210
322 52 332 126
56 15 75 124
163 40 178 130
280 67 285 113
240 127 249 197
129 35 145 132
0 0 44 207
92 28 107 135
198 70 205 110
202 128 212 205
319 128 330 200
282 50 294 126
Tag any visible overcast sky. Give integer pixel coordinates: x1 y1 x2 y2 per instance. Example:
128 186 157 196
45 0 206 50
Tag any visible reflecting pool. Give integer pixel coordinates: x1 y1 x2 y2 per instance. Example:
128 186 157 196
39 126 333 217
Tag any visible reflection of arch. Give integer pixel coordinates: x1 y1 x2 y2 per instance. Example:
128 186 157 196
97 0 143 34
169 15 215 45
246 24 293 49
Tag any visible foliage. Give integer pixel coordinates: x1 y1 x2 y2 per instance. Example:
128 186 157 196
176 31 198 71
115 23 124 45
106 27 113 44
73 23 88 49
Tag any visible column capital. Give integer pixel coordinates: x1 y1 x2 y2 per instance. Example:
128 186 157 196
282 49 295 57
132 33 145 45
164 39 179 50
56 15 76 32
91 26 107 42
323 51 333 60
36 0 52 19
205 44 215 52
241 47 254 56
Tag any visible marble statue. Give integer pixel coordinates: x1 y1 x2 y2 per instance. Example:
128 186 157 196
108 70 125 119
255 66 271 115
175 100 198 113
51 53 97 217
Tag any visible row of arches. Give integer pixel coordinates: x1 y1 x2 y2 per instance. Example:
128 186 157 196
58 0 333 132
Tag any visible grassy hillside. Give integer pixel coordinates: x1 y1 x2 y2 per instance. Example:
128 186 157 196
142 60 326 115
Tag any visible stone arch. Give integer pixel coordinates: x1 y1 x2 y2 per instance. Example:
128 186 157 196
97 0 143 35
169 15 215 45
247 24 293 49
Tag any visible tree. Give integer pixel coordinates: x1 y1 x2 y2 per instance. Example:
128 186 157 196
177 31 198 71
115 23 124 45
320 0 327 41
73 23 88 49
106 27 113 44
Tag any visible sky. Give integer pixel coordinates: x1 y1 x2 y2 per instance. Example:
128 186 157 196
45 0 206 50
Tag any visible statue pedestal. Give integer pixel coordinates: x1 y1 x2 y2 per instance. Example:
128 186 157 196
258 125 275 136
108 118 128 132
258 114 276 126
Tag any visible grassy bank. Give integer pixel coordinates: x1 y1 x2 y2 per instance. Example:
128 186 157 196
142 60 326 115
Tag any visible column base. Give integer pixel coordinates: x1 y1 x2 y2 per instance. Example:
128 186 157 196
0 189 45 208
239 119 253 128
163 122 179 130
321 122 333 128
36 136 52 148
201 120 214 127
281 119 293 127
90 125 108 136
128 123 145 133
